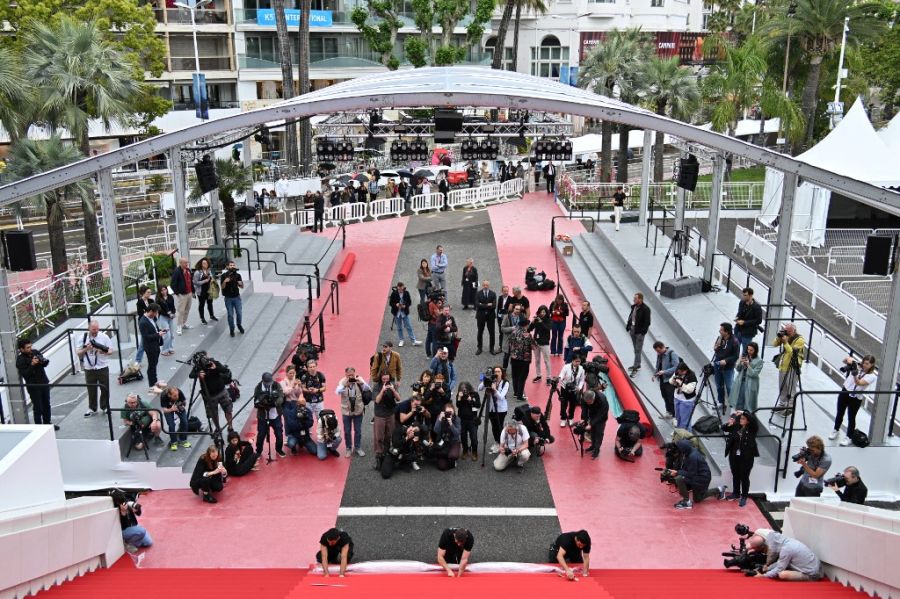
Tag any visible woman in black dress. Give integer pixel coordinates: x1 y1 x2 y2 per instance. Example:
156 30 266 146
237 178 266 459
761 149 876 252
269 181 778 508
460 258 478 309
224 431 258 476
190 445 226 503
723 411 759 507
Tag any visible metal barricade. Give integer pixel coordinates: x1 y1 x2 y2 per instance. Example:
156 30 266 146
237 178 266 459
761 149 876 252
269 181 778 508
369 197 405 219
410 193 445 213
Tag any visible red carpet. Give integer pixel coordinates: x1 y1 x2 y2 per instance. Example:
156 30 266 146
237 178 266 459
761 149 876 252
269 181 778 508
488 193 769 568
35 559 866 598
132 218 410 569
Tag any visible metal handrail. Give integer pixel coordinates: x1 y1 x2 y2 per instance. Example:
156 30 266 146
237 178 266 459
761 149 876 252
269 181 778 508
87 310 140 349
271 278 340 375
0 382 101 430
679 430 784 493
550 215 595 248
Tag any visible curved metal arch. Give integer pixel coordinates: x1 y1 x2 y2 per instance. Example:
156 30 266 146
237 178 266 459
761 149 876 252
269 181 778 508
1 66 897 215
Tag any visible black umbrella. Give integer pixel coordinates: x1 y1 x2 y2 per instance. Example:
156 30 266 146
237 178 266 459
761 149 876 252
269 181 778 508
414 168 432 178
397 169 414 179
336 174 352 182
352 173 371 182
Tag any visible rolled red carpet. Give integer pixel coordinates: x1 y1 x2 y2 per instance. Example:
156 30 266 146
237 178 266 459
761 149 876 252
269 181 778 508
337 252 356 282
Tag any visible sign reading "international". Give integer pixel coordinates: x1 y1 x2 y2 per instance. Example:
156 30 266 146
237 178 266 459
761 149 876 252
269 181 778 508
256 9 333 27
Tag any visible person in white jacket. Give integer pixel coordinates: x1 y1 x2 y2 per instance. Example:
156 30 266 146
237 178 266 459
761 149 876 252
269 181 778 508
670 363 698 430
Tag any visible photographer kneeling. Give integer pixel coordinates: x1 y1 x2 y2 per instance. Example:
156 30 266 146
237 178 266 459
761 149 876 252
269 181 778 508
747 531 823 581
614 421 644 462
382 422 425 478
284 396 317 456
225 431 259 475
664 440 722 509
521 405 553 454
827 466 868 504
316 409 342 460
122 393 162 450
253 372 285 458
433 404 462 470
113 491 151 554
160 386 191 451
494 420 530 471
830 355 877 446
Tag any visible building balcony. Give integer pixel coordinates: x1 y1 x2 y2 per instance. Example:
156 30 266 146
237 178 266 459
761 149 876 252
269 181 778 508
154 7 230 25
168 55 234 71
238 47 490 72
172 100 241 110
233 8 356 26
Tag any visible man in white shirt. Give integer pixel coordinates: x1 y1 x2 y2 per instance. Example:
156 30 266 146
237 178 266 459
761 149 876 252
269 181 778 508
558 355 586 428
494 420 530 471
78 320 113 417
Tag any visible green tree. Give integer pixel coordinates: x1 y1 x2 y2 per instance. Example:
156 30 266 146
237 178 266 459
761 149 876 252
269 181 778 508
23 16 141 264
639 56 700 182
404 0 494 66
578 31 642 181
6 137 90 275
758 0 886 153
857 4 900 108
510 0 548 71
351 0 402 70
188 159 253 237
0 46 27 144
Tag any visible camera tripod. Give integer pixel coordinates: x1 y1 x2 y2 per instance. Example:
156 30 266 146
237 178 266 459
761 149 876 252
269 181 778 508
544 378 583 457
654 229 690 292
477 382 498 469
177 358 224 454
767 350 807 434
688 359 725 425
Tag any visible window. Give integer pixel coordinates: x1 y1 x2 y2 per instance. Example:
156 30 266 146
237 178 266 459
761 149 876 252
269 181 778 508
530 36 569 79
651 0 664 6
485 38 515 70
246 35 278 63
310 36 338 61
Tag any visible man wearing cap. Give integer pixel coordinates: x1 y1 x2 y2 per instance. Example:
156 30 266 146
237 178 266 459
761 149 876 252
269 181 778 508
370 341 402 391
253 372 285 457
494 419 530 471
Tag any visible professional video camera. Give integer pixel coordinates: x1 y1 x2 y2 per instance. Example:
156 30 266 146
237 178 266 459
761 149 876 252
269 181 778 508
254 391 277 410
483 367 497 384
701 362 715 377
581 355 609 375
824 473 847 487
571 420 588 438
189 350 212 372
722 523 765 572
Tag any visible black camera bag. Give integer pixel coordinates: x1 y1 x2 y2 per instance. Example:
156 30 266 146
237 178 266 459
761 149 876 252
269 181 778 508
850 429 870 448
693 415 721 435
616 409 640 424
417 302 430 322
188 416 203 432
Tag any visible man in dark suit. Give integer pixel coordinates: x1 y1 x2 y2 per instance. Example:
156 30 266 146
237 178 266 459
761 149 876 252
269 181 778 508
139 303 165 391
543 161 557 194
496 285 512 354
625 292 652 375
475 280 497 356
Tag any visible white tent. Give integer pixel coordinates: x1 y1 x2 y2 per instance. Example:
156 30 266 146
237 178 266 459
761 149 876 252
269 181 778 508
760 98 900 247
697 118 781 138
572 130 673 158
877 111 900 152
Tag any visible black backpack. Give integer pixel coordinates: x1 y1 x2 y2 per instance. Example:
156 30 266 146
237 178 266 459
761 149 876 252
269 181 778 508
319 408 339 431
417 302 430 322
616 409 640 424
693 415 721 435
850 429 870 448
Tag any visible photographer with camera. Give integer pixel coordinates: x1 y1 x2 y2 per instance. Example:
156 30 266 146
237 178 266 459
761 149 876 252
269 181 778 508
529 306 552 383
284 396 317 456
370 342 402 392
436 305 459 361
225 431 259 475
522 406 554 453
373 374 400 471
337 367 371 458
615 417 646 462
550 530 591 581
509 319 536 402
389 282 422 348
433 404 462 470
826 466 867 504
735 288 763 355
732 342 763 412
479 366 510 454
78 320 113 418
315 409 342 459
747 531 823 581
772 323 805 412
563 325 593 365
664 440 722 509
723 411 759 507
253 372 285 458
793 435 831 497
122 393 162 450
494 419 530 471
160 386 191 451
669 362 698 430
652 342 680 421
830 355 877 446
429 347 457 392
456 382 481 461
500 303 525 370
189 351 235 433
16 338 56 428
712 323 740 409
382 422 425 477
191 445 227 503
318 528 354 578
577 390 609 459
437 527 474 578
113 491 152 554
558 355 586 428
300 359 327 421
220 260 244 337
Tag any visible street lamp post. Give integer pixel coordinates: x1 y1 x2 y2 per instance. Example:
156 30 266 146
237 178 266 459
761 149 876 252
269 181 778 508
175 0 212 120
830 16 850 129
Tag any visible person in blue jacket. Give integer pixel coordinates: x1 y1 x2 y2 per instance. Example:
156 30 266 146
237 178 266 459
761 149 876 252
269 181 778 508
665 440 724 510
283 396 317 456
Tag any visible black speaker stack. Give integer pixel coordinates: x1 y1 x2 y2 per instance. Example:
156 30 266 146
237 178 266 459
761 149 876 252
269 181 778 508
2 230 37 271
862 235 895 276
194 156 218 194
533 139 572 162
390 139 429 162
676 154 699 191
433 109 463 143
460 138 499 161
316 138 355 162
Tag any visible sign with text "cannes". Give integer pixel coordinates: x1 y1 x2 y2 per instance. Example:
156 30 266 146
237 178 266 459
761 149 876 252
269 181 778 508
256 9 333 27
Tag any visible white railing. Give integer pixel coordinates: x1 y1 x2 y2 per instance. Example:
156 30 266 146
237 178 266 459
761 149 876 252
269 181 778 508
326 202 368 223
410 193 446 213
447 187 478 209
564 180 765 211
290 209 315 228
369 197 404 220
501 178 524 197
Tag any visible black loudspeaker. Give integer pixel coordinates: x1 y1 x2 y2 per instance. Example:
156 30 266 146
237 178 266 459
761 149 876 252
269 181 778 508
862 235 893 276
2 230 38 271
194 158 218 194
676 154 699 192
235 205 257 222
434 109 463 132
206 245 229 270
433 130 456 143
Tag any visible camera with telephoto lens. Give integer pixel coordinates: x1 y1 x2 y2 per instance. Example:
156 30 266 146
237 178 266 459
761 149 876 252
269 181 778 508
792 446 812 477
411 382 424 393
840 360 859 376
571 420 588 437
254 392 275 410
655 467 676 483
722 523 765 571
546 376 560 388
89 338 110 353
825 473 847 487
777 327 788 339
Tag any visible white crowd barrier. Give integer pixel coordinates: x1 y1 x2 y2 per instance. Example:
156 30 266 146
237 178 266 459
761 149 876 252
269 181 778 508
369 197 405 219
326 202 368 223
447 187 478 209
411 193 446 213
501 178 524 197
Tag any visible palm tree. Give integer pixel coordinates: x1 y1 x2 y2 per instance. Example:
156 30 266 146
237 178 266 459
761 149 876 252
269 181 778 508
298 0 312 171
6 137 91 275
0 46 27 144
639 56 700 182
273 0 299 166
188 159 252 237
23 17 141 265
578 31 642 181
492 0 516 70
510 0 548 71
759 0 885 153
